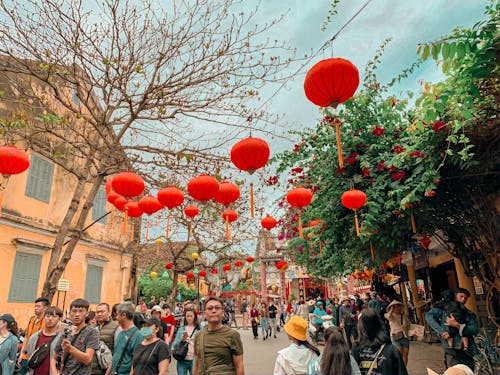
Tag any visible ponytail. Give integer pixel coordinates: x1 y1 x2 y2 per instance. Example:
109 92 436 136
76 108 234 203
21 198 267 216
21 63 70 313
298 339 320 356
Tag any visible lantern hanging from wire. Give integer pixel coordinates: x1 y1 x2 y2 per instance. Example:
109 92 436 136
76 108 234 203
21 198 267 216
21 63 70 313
165 263 173 270
341 189 367 236
230 137 270 218
188 174 219 201
199 270 207 278
0 145 30 214
286 187 313 238
157 186 184 239
215 181 240 206
184 205 200 235
261 214 277 248
222 264 231 272
246 256 255 263
234 260 244 268
111 171 145 197
138 195 164 241
308 219 325 255
222 209 238 240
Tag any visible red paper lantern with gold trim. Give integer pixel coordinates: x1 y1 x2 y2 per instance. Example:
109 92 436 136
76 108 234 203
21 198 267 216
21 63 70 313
341 189 367 236
187 174 219 201
184 205 200 235
157 186 184 209
111 171 145 197
222 209 238 240
215 182 240 206
286 187 313 238
261 214 277 230
138 195 163 215
125 201 143 218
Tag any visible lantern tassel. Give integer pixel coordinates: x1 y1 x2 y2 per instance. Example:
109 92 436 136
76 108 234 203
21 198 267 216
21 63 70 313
121 208 128 235
250 182 255 219
145 221 150 241
130 223 134 241
411 213 417 233
189 221 193 236
354 210 360 236
370 241 375 260
336 121 344 168
166 215 170 239
320 241 323 256
110 210 115 226
299 214 303 238
225 216 231 240
155 215 159 227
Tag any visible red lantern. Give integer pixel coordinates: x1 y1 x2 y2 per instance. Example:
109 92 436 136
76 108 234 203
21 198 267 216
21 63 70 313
125 201 143 218
246 256 255 263
419 235 431 250
341 189 367 236
211 268 219 275
107 191 121 204
308 219 325 255
275 261 285 269
138 195 163 215
199 270 207 277
230 137 270 218
165 263 173 270
105 179 113 195
187 174 219 201
186 272 195 278
111 171 145 197
0 145 30 176
222 209 238 240
234 260 244 268
222 264 231 272
215 182 240 206
287 187 313 238
261 214 277 230
184 205 200 235
157 186 184 240
113 196 127 211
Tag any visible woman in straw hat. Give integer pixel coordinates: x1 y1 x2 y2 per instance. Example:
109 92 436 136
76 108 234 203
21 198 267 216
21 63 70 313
273 316 320 375
384 299 411 364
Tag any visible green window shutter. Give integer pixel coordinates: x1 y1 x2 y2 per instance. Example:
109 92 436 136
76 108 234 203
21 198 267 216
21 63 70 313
25 154 54 203
84 265 103 304
92 189 107 224
8 252 42 302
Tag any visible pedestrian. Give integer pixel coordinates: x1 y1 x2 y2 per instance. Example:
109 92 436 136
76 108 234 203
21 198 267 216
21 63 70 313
160 304 176 346
108 302 143 375
273 316 320 375
26 306 62 375
425 288 478 371
50 298 100 375
352 308 408 375
268 301 278 338
173 308 199 375
192 296 244 375
339 297 356 349
240 298 249 330
147 296 157 310
311 301 327 344
250 304 260 340
130 316 170 375
0 313 19 375
136 299 148 313
150 306 169 342
307 326 361 375
18 297 50 375
91 303 120 375
260 302 270 340
384 300 411 364
229 300 238 329
280 301 287 326
296 301 308 322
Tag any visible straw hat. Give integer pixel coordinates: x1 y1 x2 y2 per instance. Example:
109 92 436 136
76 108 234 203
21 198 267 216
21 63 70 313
386 300 403 312
283 316 308 341
427 364 474 375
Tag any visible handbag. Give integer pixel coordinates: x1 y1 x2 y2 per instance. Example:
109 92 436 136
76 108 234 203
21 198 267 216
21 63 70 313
28 334 57 369
172 328 196 361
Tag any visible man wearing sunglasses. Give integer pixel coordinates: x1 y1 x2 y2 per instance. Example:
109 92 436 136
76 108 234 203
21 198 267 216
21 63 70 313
192 296 244 375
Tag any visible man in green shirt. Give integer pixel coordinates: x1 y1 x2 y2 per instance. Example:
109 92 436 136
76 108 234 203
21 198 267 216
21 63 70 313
193 296 244 375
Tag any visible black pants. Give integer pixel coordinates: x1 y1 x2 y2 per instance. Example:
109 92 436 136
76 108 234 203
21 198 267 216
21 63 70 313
344 325 355 348
444 347 474 371
252 323 258 338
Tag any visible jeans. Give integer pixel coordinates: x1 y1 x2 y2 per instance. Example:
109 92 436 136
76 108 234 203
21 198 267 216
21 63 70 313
269 317 277 336
252 323 258 338
177 358 194 375
261 317 269 337
344 325 355 349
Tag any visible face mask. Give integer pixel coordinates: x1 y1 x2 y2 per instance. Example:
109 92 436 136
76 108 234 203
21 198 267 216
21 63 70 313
140 327 154 338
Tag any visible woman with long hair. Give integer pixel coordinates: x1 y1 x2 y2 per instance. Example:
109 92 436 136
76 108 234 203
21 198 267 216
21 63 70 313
353 308 408 375
173 308 200 375
384 300 411 364
0 314 19 375
274 316 320 374
260 302 270 340
131 316 170 375
250 304 260 339
307 326 361 375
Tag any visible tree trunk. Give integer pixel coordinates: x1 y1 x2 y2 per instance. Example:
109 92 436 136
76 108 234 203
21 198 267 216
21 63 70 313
170 269 179 306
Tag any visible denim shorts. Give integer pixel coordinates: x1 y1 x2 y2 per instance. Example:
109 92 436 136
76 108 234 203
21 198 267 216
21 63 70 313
392 337 410 348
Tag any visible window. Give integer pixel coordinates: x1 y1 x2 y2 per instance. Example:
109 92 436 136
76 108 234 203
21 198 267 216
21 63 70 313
8 252 42 302
92 189 107 224
72 89 81 106
84 264 103 304
25 154 54 203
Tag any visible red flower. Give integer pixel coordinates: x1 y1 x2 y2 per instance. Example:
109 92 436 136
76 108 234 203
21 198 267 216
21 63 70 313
362 168 371 177
433 121 446 132
372 126 385 137
345 157 357 165
336 168 347 175
393 145 405 154
291 167 303 174
386 165 396 172
392 171 406 181
425 190 436 197
377 160 385 171
409 151 425 158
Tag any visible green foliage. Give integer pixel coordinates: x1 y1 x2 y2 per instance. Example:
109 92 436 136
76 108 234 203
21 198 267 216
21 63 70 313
138 272 173 301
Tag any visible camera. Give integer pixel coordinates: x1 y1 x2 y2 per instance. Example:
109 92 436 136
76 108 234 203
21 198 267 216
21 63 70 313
62 325 73 338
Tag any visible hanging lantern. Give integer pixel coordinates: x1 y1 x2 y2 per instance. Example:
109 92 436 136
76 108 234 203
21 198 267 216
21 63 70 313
199 270 207 277
275 261 285 270
215 182 240 206
125 201 143 217
105 179 113 195
279 261 289 273
211 268 219 275
341 189 367 236
222 209 238 240
165 263 173 270
234 260 244 268
139 195 163 215
111 171 145 197
184 205 200 235
0 145 30 177
107 191 121 205
187 174 219 201
191 252 199 261
286 187 313 238
304 58 359 169
157 186 184 239
261 214 277 230
246 256 255 263
308 219 325 255
186 272 195 278
230 137 270 218
222 264 231 272
150 271 158 278
113 196 127 211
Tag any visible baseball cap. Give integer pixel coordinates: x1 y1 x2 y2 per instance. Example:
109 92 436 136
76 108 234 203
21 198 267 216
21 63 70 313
151 305 162 312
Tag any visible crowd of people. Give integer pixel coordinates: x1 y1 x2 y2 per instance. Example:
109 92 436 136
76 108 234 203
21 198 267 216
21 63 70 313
0 286 479 375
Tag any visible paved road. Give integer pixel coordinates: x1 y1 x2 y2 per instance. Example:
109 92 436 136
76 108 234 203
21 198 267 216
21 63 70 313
167 325 445 374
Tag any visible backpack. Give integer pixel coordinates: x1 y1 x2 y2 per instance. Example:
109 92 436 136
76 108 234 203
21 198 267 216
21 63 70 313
95 340 113 370
28 334 57 369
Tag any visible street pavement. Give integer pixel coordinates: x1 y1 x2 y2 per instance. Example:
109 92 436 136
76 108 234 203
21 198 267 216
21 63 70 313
167 324 446 374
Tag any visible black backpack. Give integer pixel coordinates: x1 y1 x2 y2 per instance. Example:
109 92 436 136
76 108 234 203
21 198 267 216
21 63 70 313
28 334 57 369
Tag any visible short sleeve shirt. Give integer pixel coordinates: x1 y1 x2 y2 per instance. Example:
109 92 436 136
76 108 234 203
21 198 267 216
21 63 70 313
55 326 99 375
268 305 277 319
194 326 243 374
131 340 170 375
111 326 142 375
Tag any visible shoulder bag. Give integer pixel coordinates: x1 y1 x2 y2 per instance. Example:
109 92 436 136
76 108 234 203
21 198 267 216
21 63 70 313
366 344 386 375
111 327 138 375
27 333 58 369
172 328 196 361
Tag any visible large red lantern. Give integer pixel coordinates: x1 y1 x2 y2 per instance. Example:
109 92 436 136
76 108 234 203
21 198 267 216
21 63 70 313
125 201 143 218
261 214 277 230
105 179 113 195
111 171 145 197
184 205 200 235
187 174 219 201
215 182 240 206
341 189 367 236
230 137 270 218
222 209 238 240
0 145 30 176
107 191 121 205
138 195 163 241
286 187 313 238
157 186 184 240
113 196 127 211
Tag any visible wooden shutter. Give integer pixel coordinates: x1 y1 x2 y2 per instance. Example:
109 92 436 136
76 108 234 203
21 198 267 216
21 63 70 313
92 189 107 224
8 252 42 302
84 265 103 304
25 154 54 203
